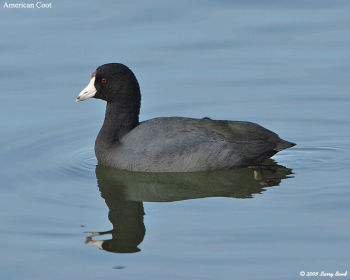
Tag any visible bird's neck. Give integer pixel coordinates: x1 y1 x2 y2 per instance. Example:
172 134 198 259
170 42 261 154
95 101 139 149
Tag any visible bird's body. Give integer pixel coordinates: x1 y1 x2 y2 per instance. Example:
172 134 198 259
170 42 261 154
95 116 294 172
77 63 295 172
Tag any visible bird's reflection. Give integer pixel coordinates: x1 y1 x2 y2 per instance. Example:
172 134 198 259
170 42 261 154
85 159 293 253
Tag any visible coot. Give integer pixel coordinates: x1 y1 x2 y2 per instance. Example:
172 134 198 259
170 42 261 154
76 63 295 172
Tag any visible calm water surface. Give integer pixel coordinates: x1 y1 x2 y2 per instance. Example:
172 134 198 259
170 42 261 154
1 1 350 279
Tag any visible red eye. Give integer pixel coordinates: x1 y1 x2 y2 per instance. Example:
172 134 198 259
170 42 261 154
101 78 107 84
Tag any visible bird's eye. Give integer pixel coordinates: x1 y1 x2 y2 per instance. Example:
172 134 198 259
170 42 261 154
101 78 107 84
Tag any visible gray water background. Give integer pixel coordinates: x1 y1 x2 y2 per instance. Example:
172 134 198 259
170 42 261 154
0 1 350 279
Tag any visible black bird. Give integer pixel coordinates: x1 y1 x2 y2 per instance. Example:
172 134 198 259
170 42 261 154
76 63 295 172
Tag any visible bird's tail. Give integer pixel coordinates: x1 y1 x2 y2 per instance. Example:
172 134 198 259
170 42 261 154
275 139 296 152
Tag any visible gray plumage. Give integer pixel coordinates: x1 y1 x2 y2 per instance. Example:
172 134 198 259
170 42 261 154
78 63 295 172
97 117 294 172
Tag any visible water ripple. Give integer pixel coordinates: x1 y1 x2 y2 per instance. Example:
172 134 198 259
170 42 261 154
276 145 350 171
2 122 98 183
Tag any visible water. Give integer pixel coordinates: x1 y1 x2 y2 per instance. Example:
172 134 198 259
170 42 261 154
1 1 350 279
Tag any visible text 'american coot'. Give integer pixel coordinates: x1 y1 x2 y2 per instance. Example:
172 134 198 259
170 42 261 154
76 63 295 172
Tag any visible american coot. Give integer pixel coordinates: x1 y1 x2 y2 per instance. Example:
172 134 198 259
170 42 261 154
76 63 295 172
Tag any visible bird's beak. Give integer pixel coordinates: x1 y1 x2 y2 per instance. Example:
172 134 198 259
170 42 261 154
76 76 97 102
